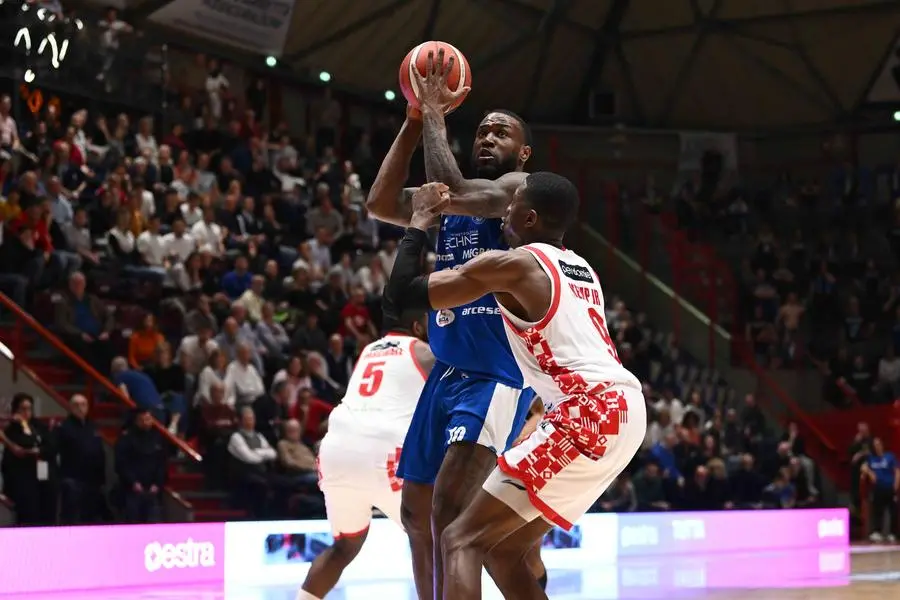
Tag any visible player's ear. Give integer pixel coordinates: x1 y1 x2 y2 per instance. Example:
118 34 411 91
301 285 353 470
519 145 532 164
526 208 538 228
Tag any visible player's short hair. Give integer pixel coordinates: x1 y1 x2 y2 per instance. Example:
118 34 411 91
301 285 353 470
483 109 533 146
523 171 580 232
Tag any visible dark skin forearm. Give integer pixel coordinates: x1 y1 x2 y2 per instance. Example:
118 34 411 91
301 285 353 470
366 117 422 226
422 107 465 188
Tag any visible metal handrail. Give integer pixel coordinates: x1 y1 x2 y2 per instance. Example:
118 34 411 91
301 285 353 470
0 291 201 462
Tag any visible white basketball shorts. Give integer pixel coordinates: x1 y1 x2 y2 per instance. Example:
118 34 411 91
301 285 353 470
317 428 405 539
483 385 647 531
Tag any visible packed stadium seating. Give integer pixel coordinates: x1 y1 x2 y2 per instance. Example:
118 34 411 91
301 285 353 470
0 1 895 543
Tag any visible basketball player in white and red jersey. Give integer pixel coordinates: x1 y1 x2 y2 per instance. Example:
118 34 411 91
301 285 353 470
383 174 647 599
297 310 434 600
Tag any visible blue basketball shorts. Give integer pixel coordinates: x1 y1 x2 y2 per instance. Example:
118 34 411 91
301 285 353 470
396 361 535 484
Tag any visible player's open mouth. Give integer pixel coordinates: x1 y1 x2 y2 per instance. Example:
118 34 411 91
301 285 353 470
476 151 496 163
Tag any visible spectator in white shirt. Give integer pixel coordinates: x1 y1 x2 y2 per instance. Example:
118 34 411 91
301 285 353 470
654 389 685 427
227 407 275 517
195 350 227 405
70 111 90 162
176 326 219 378
134 177 155 219
99 7 132 51
224 342 265 407
237 275 266 323
135 117 158 163
191 206 224 257
180 192 204 227
161 217 196 264
378 239 397 276
356 254 387 297
136 215 167 269
107 208 135 262
0 95 19 150
205 60 229 120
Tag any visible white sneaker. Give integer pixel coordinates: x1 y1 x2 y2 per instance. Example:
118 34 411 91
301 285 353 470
870 532 884 543
888 534 897 544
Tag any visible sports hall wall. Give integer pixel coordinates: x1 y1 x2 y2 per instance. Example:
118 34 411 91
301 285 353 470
0 508 849 597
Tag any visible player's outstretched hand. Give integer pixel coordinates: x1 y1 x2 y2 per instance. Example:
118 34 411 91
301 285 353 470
412 48 470 115
410 182 450 230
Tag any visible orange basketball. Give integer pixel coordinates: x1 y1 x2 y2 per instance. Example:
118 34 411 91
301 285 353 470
399 41 471 113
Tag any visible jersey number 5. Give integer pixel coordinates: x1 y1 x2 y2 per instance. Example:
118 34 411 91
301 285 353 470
358 360 386 397
588 307 622 364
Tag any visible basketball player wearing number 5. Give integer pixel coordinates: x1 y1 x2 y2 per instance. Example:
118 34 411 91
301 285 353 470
385 174 647 599
297 310 434 600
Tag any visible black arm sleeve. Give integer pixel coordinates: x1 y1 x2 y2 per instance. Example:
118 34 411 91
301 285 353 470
381 227 433 329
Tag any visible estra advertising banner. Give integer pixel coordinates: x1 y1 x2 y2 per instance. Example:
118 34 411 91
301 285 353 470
0 508 849 596
0 522 225 595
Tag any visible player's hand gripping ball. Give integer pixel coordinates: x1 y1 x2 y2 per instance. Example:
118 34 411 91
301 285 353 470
399 41 471 115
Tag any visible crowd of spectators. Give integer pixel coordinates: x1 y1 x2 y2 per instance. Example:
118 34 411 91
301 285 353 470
0 3 892 533
590 298 825 517
665 162 900 409
0 11 415 518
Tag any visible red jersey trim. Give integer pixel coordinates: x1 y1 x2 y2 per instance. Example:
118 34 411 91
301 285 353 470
408 339 429 381
333 525 370 541
497 455 574 531
520 244 561 332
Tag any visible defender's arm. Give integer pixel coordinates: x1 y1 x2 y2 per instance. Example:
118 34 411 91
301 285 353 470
383 227 530 315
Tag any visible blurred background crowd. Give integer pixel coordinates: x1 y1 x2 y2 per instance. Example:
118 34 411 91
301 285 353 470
0 0 898 543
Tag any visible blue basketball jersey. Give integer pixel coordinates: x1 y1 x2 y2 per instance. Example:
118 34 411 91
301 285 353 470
428 215 523 388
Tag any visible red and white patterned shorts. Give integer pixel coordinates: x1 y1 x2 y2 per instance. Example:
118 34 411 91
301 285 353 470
487 386 646 530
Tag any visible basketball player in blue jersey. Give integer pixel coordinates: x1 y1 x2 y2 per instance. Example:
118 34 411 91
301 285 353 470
367 48 546 598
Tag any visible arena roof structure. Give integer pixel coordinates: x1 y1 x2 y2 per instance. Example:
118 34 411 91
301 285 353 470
119 0 900 130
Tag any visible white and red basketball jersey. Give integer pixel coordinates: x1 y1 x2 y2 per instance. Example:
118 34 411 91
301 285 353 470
498 243 641 411
330 333 429 442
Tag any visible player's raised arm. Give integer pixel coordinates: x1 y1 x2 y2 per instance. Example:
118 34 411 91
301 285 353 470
366 107 422 227
412 49 528 219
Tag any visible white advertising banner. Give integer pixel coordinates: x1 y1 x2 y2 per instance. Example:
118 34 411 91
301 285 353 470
148 0 296 57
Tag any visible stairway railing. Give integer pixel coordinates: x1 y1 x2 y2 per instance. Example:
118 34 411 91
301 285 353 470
0 291 201 462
